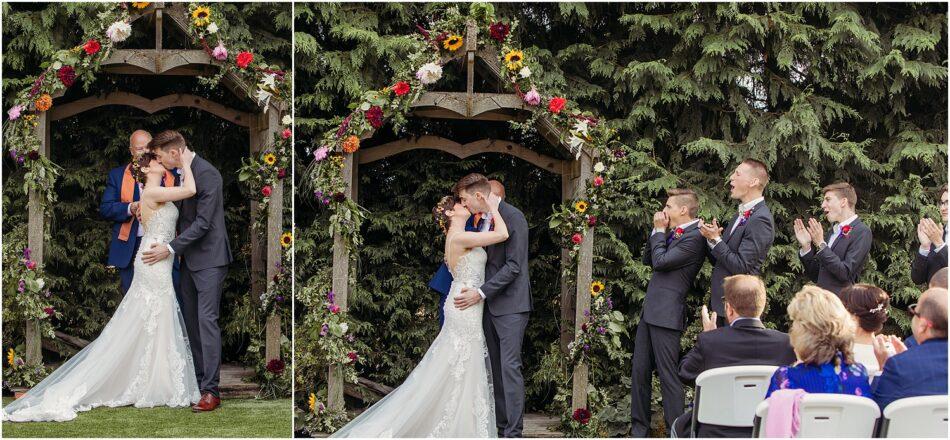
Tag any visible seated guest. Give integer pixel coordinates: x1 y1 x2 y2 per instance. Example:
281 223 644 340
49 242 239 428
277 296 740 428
930 267 948 289
911 186 947 285
794 182 872 296
871 287 948 410
840 284 892 376
766 286 872 398
673 274 797 437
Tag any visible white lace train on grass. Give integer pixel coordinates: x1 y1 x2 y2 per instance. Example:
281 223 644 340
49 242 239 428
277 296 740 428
2 203 200 422
332 247 496 438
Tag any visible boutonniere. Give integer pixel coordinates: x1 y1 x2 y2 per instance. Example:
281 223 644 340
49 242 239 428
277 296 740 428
674 227 685 239
738 209 752 226
841 225 852 237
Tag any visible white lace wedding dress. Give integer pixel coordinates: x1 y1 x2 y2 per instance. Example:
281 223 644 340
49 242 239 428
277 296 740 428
2 203 200 422
332 247 496 438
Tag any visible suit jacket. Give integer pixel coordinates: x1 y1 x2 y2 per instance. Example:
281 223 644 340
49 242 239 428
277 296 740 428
101 164 177 268
170 155 232 271
709 200 775 315
678 319 798 438
428 215 483 296
641 222 706 331
481 201 532 316
872 338 948 410
800 218 872 295
911 243 948 285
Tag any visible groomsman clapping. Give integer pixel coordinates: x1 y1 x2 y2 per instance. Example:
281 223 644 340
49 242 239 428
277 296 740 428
911 186 948 285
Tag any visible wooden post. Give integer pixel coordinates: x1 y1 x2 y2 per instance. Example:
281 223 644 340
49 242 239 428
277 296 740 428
559 166 577 357
571 152 593 411
25 112 50 365
465 20 477 117
263 110 283 362
328 151 357 411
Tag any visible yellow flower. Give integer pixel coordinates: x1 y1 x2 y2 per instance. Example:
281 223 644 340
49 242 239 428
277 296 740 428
131 2 151 9
191 6 212 27
590 281 605 297
7 348 14 367
263 153 277 165
504 50 524 70
443 35 464 51
574 200 589 213
308 393 316 413
280 232 293 248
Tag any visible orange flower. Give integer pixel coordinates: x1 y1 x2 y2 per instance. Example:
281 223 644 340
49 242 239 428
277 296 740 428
342 135 360 153
34 94 53 112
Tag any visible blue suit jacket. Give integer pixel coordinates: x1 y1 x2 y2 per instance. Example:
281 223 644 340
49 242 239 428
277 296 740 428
872 338 947 410
100 165 177 268
428 215 483 295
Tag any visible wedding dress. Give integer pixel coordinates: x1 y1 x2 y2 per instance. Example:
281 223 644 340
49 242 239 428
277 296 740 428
3 203 200 422
332 247 496 438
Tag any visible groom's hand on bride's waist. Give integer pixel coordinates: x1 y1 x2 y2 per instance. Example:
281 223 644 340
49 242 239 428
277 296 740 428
454 287 483 310
142 243 171 265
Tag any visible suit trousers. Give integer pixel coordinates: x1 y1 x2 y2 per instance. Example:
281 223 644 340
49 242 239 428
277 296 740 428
630 322 685 437
119 236 142 295
177 258 227 397
484 311 530 437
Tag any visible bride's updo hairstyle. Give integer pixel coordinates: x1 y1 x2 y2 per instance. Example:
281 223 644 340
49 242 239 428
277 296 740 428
131 152 157 185
432 196 457 234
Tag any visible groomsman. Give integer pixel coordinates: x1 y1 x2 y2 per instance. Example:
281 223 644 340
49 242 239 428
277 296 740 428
428 180 505 326
795 182 872 296
911 186 948 285
700 159 775 326
630 188 706 437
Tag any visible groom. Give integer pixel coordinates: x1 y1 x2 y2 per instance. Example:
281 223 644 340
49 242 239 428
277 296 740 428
141 130 233 412
454 173 532 438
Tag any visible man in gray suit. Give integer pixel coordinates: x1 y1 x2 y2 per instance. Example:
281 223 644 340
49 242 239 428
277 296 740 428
454 173 533 438
142 130 232 412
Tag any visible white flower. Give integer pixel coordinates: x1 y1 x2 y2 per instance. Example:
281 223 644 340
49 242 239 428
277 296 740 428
260 73 277 90
415 62 443 85
36 279 45 289
106 21 132 43
567 135 585 156
593 162 605 173
206 22 219 34
339 323 349 334
519 66 531 78
573 119 590 139
282 115 293 125
255 88 273 110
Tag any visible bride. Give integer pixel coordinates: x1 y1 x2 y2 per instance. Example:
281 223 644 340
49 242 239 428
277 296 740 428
3 151 201 422
332 192 509 438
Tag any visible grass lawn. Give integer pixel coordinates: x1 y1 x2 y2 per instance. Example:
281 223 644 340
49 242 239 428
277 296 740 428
2 397 291 438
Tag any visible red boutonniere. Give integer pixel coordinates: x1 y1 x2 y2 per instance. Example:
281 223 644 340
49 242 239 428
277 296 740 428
841 225 852 237
674 227 685 239
738 209 752 226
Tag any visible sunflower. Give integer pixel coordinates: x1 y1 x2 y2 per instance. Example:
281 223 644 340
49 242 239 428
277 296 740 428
191 6 212 27
131 2 151 9
308 393 316 413
590 281 605 297
280 232 293 248
263 153 277 165
574 200 589 213
443 35 464 51
7 348 14 367
504 50 524 70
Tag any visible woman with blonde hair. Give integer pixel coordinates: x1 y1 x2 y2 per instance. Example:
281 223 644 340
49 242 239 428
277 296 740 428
765 285 872 397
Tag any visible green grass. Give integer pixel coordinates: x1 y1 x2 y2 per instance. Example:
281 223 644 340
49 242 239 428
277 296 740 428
2 397 291 438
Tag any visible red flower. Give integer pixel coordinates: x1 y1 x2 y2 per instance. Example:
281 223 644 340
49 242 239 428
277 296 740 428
27 151 40 161
236 51 254 69
265 358 285 375
593 176 604 187
281 128 292 139
333 192 346 203
57 66 76 88
330 304 341 314
347 351 358 363
588 216 598 227
26 260 37 270
365 106 384 129
571 233 583 244
572 408 592 425
43 307 55 317
489 22 510 42
277 168 286 180
392 81 411 97
83 39 101 55
841 225 852 236
548 97 566 114
262 185 272 197
581 323 588 331
674 227 685 238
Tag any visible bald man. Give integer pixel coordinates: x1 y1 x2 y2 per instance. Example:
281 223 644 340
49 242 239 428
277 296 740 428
100 130 178 294
871 287 948 409
930 267 948 289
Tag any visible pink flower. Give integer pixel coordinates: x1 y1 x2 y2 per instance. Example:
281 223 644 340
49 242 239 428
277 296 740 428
329 304 341 314
43 307 54 316
593 176 604 187
26 260 37 270
571 233 583 244
313 146 329 161
523 87 541 106
7 104 23 120
347 352 358 363
261 186 272 197
281 128 292 139
212 42 228 61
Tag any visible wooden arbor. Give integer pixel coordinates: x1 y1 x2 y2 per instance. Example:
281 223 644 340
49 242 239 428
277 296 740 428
327 21 596 412
23 3 287 367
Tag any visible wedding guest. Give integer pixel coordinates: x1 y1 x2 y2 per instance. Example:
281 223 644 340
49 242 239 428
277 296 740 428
673 274 796 438
871 287 948 409
930 267 948 289
100 130 177 294
911 186 948 285
765 286 871 398
701 159 775 326
794 182 872 296
840 284 891 376
630 188 706 437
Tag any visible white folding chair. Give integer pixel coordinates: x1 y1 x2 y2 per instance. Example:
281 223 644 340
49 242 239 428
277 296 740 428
689 365 778 437
879 395 948 438
752 393 880 437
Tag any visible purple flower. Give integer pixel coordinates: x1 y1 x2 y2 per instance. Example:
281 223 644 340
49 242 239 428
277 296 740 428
336 115 352 138
596 326 606 335
327 290 335 304
347 334 355 342
582 344 590 352
313 146 329 161
523 87 541 106
322 198 331 206
15 358 24 366
606 298 613 310
276 295 284 302
315 190 324 198
212 42 228 61
7 104 23 120
320 324 329 337
17 156 24 165
583 309 590 317
17 280 25 293
44 291 51 298
23 247 31 260
9 150 18 160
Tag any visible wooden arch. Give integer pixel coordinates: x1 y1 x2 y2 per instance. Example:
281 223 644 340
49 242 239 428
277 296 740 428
327 20 596 413
24 2 286 369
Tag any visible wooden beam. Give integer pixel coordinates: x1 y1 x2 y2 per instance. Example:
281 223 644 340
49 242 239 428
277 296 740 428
25 112 50 365
465 20 478 116
559 169 578 357
571 153 594 411
359 135 567 175
49 92 253 127
155 7 163 51
249 116 266 354
408 108 519 122
328 151 357 412
263 109 284 363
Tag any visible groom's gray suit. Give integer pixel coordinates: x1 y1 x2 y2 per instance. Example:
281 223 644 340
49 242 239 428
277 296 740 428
481 201 533 438
171 154 232 397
